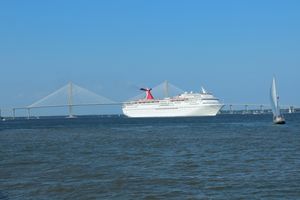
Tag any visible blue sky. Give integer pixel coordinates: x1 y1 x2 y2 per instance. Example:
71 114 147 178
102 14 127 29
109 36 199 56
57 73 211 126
0 0 300 113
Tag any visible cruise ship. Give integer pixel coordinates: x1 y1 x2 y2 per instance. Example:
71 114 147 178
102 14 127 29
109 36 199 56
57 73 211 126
122 86 223 118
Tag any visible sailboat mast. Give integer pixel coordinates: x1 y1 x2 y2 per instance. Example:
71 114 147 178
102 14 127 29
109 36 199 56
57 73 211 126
276 83 281 115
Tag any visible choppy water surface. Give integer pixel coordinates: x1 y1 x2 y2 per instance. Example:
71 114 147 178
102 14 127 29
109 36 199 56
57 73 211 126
1 114 300 199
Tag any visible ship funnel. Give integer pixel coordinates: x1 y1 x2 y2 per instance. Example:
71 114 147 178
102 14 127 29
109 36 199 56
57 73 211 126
140 88 154 100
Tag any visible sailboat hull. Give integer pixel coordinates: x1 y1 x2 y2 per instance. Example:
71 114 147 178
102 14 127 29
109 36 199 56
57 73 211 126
273 116 285 124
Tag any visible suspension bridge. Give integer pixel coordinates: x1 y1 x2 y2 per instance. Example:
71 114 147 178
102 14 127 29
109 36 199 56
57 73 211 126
0 81 298 119
8 82 121 119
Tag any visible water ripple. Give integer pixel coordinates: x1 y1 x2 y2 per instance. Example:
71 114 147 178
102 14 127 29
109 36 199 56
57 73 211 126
1 114 300 199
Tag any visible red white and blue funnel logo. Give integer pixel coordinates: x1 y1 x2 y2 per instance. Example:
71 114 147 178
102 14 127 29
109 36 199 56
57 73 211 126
140 88 154 100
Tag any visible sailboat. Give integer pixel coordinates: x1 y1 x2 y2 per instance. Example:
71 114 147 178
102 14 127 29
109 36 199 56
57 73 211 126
270 77 285 124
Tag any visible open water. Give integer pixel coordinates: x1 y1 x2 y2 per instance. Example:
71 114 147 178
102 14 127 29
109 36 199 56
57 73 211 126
0 114 300 199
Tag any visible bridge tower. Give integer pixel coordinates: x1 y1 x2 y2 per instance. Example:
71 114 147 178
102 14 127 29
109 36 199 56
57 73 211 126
67 82 75 118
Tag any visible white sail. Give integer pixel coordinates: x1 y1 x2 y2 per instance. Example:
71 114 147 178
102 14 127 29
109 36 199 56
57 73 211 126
270 77 280 117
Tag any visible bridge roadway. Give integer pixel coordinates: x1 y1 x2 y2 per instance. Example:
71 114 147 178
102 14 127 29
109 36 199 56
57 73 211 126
0 103 297 119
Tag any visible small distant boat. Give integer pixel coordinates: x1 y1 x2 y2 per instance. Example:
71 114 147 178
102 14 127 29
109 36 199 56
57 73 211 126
66 115 77 119
270 77 285 124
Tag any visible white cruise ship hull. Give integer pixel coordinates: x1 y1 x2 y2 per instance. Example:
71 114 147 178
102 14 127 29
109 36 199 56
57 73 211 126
122 104 223 118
